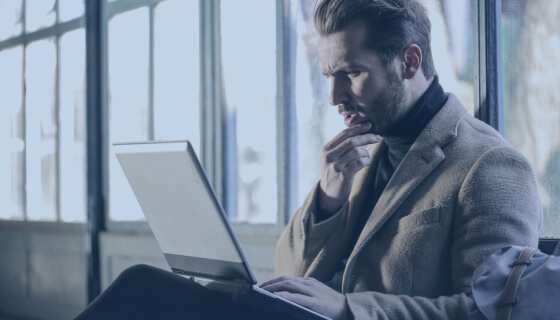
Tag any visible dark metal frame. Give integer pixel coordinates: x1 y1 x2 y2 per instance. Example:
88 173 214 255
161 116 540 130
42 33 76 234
85 0 105 302
475 0 505 134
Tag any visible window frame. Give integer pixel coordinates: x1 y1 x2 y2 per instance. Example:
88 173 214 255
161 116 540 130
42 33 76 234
0 0 86 225
474 0 504 134
100 0 291 236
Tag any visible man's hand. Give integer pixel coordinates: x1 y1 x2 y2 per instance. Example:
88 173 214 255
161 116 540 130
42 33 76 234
260 276 348 320
318 122 381 216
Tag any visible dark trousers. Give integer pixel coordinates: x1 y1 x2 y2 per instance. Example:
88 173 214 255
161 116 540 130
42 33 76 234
73 264 287 320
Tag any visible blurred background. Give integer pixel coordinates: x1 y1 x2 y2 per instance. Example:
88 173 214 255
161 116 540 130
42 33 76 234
0 0 558 319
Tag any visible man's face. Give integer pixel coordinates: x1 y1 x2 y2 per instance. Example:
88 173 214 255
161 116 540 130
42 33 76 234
318 20 409 135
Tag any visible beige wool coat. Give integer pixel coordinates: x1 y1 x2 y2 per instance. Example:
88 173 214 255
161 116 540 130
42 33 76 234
276 94 542 320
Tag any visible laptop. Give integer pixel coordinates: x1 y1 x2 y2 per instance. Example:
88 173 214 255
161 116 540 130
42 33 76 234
113 140 331 320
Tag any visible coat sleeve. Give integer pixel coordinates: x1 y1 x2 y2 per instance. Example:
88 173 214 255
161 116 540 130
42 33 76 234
344 146 542 320
276 182 351 279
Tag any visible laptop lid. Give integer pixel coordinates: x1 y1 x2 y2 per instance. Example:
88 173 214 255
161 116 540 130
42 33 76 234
113 140 257 285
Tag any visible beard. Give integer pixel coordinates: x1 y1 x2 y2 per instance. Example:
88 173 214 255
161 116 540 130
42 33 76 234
338 66 408 135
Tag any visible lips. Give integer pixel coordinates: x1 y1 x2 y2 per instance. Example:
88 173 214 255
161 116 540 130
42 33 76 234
340 111 367 127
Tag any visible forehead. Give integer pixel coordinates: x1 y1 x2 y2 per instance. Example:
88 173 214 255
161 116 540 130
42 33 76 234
318 20 379 71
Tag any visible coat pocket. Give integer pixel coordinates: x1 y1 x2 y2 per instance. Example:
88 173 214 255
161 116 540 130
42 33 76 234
386 206 442 234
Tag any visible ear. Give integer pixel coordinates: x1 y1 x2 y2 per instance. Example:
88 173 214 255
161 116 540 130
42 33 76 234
401 44 422 80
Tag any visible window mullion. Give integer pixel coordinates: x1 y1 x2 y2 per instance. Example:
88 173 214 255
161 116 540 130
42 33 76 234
277 0 298 227
85 0 104 303
475 0 504 134
55 36 62 222
148 4 155 140
200 0 224 203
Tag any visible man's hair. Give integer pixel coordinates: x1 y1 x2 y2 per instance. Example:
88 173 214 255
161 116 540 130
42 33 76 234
314 0 435 79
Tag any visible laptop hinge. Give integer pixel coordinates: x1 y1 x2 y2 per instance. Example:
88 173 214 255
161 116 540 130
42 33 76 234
174 271 252 298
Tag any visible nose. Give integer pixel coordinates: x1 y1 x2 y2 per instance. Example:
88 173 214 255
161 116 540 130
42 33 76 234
329 76 350 106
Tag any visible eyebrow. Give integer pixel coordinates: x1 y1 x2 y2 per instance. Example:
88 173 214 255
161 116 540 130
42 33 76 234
322 64 364 77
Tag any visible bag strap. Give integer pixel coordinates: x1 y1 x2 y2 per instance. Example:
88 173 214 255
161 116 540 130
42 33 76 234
552 240 560 256
496 247 539 320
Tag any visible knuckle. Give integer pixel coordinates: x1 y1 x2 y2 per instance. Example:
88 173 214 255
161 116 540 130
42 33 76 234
286 280 298 290
351 147 362 157
347 136 360 147
333 162 344 172
324 151 336 163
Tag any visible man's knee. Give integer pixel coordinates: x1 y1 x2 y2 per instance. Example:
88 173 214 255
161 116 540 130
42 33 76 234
114 264 159 285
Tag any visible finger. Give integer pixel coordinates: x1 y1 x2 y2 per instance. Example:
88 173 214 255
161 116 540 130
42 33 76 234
260 278 315 297
259 275 294 288
343 155 371 176
326 135 376 164
260 276 320 290
331 146 370 173
324 122 373 151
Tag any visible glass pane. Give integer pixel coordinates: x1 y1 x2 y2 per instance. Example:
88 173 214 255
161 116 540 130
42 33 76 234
59 29 87 223
432 0 475 114
108 8 150 221
502 0 560 237
0 0 23 41
0 46 24 220
59 0 84 22
26 0 56 33
153 0 200 152
25 39 58 221
221 0 277 223
292 0 475 208
293 0 344 208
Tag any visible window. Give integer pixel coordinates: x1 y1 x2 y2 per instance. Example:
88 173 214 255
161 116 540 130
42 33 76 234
2 0 557 238
220 0 277 223
0 0 86 223
502 0 560 237
0 46 24 221
106 0 200 222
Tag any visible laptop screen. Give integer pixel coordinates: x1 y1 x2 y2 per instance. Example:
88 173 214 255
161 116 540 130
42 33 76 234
114 141 256 283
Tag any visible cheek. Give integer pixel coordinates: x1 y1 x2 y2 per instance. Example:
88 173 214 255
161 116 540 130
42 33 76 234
350 78 370 102
352 76 379 104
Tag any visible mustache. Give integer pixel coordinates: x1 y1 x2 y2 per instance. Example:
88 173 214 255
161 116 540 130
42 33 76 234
338 103 361 114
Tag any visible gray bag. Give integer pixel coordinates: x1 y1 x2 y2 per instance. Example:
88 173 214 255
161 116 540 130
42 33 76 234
471 243 560 320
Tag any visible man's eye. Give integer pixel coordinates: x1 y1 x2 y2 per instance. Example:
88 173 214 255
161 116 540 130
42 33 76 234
347 71 361 77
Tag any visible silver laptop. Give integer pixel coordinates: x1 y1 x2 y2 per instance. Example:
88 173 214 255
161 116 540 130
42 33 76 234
113 140 331 320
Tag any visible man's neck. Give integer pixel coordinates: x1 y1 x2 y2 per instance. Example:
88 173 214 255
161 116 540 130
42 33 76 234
405 74 434 111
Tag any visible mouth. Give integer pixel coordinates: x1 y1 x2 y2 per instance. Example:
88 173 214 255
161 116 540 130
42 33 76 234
340 111 367 127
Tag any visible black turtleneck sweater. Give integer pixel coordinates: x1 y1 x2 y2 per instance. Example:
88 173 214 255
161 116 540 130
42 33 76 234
376 75 447 193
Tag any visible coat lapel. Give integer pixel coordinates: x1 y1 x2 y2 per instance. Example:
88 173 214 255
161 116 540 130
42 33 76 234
357 144 445 244
347 94 466 262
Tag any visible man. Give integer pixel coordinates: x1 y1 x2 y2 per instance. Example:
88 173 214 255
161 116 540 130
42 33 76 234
74 0 541 319
260 0 542 319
